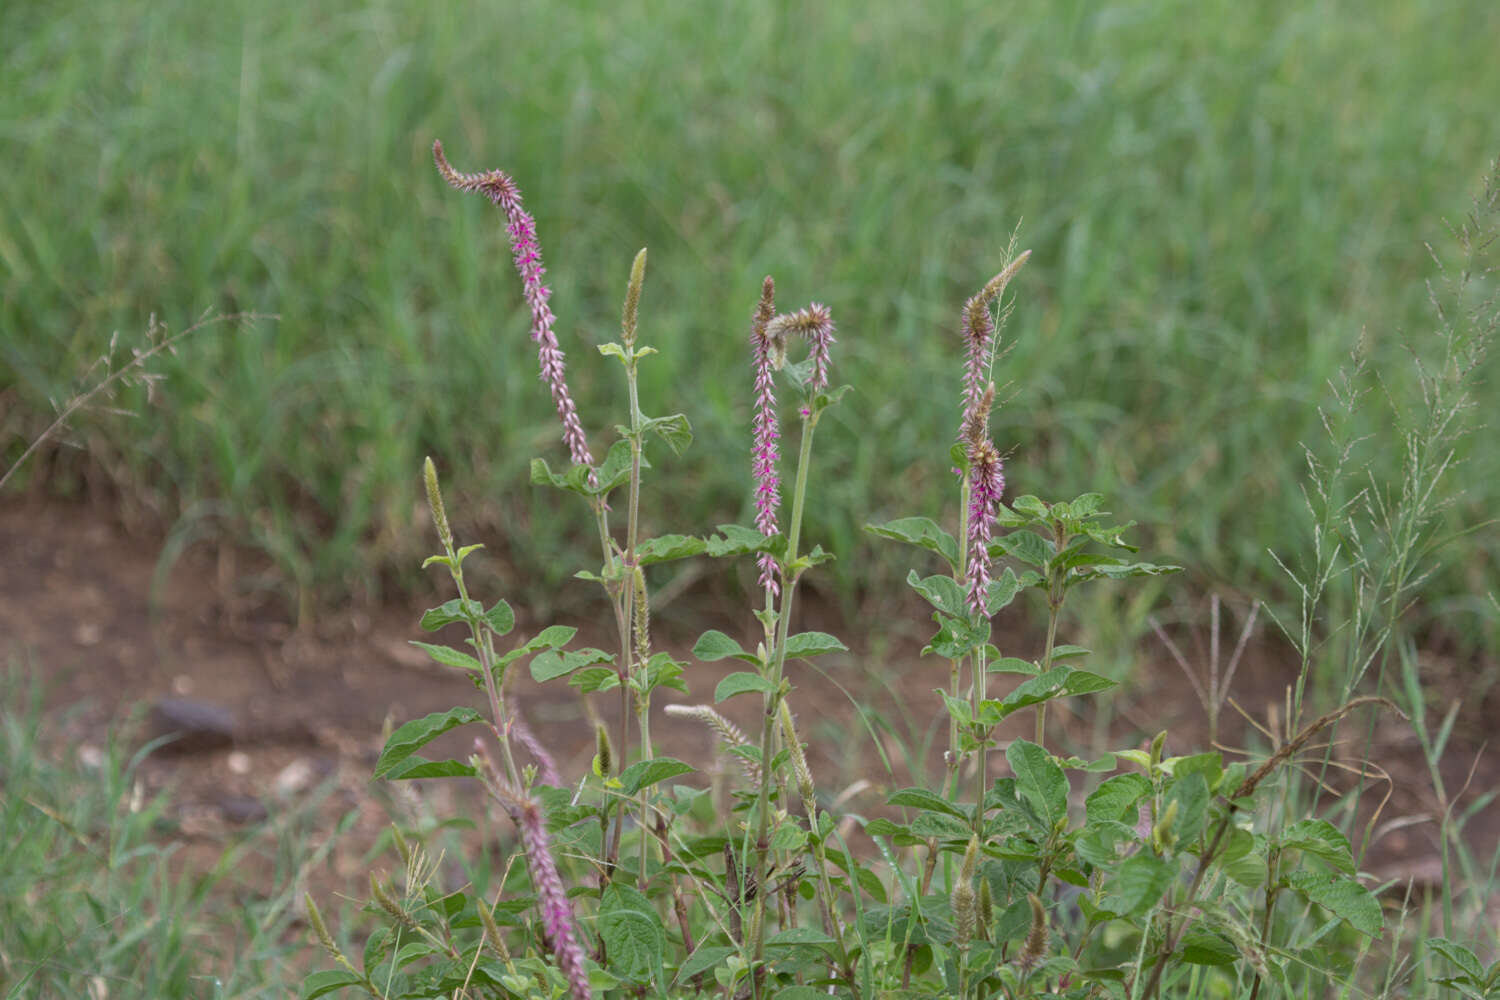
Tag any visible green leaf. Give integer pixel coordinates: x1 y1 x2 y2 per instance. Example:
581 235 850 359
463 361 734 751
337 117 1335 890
1010 495 1049 518
484 599 515 636
991 530 1053 567
887 787 969 820
784 631 848 659
1286 871 1383 936
995 668 1072 717
1051 644 1092 661
530 456 591 495
592 439 640 496
989 657 1040 675
530 647 614 682
766 926 838 952
381 755 478 780
597 342 628 361
1085 773 1152 824
1007 739 1068 830
907 570 968 617
1279 819 1356 874
642 413 693 456
419 597 479 631
910 811 972 840
1179 928 1239 966
598 883 666 985
1069 493 1106 517
636 534 708 564
1163 772 1209 844
986 568 1024 614
1081 561 1182 579
619 757 694 795
714 671 775 702
704 523 784 558
570 666 620 693
864 517 960 571
677 945 736 982
529 625 577 649
1428 938 1485 982
693 630 759 663
1110 854 1174 915
374 707 484 779
1065 670 1116 695
924 612 990 660
408 641 482 672
303 970 369 998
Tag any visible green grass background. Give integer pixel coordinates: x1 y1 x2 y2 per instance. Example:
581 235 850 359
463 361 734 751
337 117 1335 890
3 0 1497 639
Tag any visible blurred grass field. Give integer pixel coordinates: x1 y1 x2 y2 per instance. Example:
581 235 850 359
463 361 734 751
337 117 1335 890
3 0 1497 643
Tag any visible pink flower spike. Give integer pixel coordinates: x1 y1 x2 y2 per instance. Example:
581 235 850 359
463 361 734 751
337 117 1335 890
966 438 1006 615
516 796 593 1000
750 278 780 599
958 251 1030 445
433 141 595 473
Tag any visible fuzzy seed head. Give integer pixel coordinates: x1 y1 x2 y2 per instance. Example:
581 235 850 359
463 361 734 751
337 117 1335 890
778 700 815 804
666 703 760 787
594 721 613 777
953 884 977 945
966 437 1006 615
422 457 452 550
1018 892 1048 974
621 248 647 346
631 565 651 666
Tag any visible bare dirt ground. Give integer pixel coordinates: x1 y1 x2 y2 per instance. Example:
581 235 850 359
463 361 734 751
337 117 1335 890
3 498 1496 972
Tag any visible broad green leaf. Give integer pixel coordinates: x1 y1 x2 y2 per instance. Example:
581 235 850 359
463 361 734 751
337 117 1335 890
704 523 785 558
597 342 628 361
591 439 640 496
1286 871 1383 936
887 787 969 820
1065 670 1116 695
570 666 620 693
1008 739 1068 829
1050 644 1092 662
642 413 693 456
529 625 577 649
906 571 967 617
374 707 484 779
1069 493 1105 517
1280 819 1356 873
1428 938 1484 982
864 517 960 570
989 657 1040 675
784 631 848 659
1085 773 1152 824
1010 495 1049 518
995 668 1072 717
419 597 479 631
714 671 775 702
986 568 1024 614
381 756 477 780
924 613 990 660
1082 561 1182 579
910 811 972 840
1110 854 1174 915
1163 772 1209 844
677 946 736 982
530 647 614 682
619 757 694 795
408 641 482 672
693 630 759 663
530 456 591 495
1180 928 1239 966
303 970 369 998
599 883 665 984
769 821 806 852
991 530 1053 567
636 534 708 564
484 599 515 635
766 927 838 952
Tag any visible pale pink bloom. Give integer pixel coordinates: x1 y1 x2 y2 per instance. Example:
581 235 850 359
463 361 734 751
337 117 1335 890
433 141 595 471
750 278 780 598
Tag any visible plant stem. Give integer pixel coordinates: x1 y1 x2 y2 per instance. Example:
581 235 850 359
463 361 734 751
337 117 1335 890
749 406 820 990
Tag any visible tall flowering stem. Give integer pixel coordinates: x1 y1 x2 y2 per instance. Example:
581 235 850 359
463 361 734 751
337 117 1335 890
750 278 780 600
746 296 839 986
433 140 595 472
